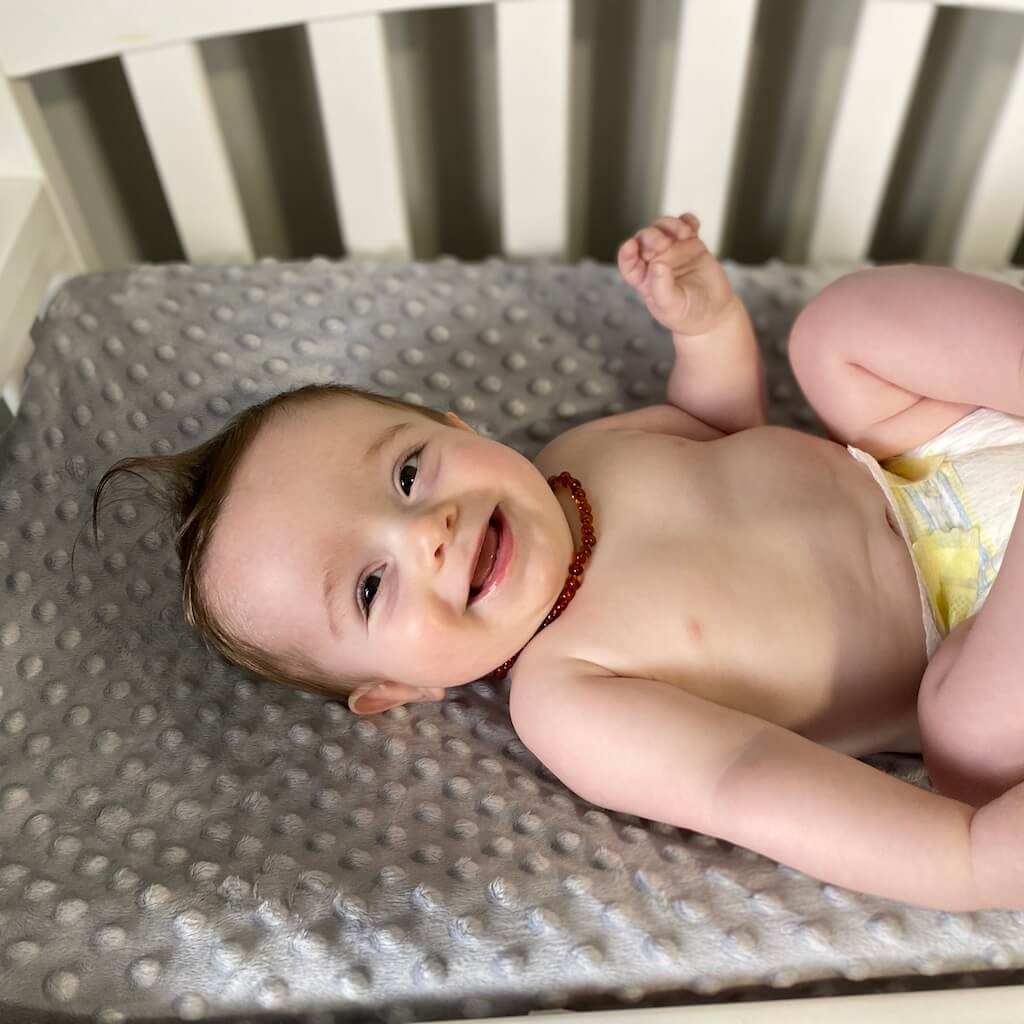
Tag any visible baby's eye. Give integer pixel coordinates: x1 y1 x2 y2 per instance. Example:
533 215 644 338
359 571 382 615
398 446 423 497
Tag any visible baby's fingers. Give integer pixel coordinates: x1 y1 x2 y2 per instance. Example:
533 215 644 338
617 237 645 287
635 225 675 260
654 215 698 241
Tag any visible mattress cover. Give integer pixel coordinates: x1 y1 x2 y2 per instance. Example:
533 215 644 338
1 258 1022 1022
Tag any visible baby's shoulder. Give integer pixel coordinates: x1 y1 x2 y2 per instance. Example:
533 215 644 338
531 421 637 481
540 405 727 455
532 422 597 466
533 405 724 474
507 648 614 723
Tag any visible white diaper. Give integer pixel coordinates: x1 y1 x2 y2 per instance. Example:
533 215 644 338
847 406 1024 659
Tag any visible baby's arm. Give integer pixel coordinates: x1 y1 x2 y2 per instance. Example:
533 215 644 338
618 214 768 434
511 667 992 912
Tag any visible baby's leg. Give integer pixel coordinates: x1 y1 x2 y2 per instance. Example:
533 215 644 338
789 264 1024 459
790 264 1024 807
917 496 1024 808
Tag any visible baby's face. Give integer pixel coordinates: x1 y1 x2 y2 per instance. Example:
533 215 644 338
204 397 574 710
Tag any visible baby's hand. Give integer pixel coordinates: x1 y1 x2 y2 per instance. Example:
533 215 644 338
617 213 738 337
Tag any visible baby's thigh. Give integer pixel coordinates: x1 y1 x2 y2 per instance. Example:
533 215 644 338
917 615 978 712
915 615 1002 804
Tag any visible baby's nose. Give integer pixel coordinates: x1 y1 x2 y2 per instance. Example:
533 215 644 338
415 502 458 562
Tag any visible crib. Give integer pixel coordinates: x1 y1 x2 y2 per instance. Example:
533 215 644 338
2 0 1024 1021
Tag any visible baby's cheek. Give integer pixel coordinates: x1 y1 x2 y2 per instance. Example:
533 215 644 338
398 606 484 681
465 443 518 478
393 604 443 666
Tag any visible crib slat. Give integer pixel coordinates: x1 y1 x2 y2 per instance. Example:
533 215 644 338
2 75 99 270
953 45 1024 266
495 0 571 256
808 0 934 264
308 15 410 256
1 77 40 178
0 181 75 413
660 0 758 256
122 42 254 262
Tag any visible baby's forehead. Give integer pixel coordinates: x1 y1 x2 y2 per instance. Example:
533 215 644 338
248 397 450 492
275 393 391 433
252 397 400 462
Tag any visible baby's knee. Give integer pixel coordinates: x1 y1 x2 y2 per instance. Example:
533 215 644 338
789 264 920 369
789 269 874 362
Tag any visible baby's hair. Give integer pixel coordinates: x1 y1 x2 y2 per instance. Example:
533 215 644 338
90 382 452 699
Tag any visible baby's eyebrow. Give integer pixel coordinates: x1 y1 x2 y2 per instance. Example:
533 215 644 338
363 420 414 467
322 564 345 638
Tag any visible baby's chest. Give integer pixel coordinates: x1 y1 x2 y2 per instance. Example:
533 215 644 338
555 508 831 684
531 430 899 719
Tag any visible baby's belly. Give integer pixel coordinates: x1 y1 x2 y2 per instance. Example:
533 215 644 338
672 533 924 753
558 432 930 756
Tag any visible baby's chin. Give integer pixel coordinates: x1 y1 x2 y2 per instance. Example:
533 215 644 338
416 639 528 688
434 659 508 688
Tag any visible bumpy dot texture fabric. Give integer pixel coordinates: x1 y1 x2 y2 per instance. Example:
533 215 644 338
1 258 1023 1023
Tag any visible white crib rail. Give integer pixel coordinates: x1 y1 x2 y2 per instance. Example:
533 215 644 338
807 0 936 264
309 14 412 256
953 43 1024 265
810 0 1024 264
3 0 1024 265
495 0 571 256
660 0 759 256
0 73 85 415
122 42 254 262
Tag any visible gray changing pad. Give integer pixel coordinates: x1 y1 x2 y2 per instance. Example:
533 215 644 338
2 258 1023 1022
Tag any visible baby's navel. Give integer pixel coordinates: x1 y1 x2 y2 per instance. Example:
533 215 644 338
885 504 902 538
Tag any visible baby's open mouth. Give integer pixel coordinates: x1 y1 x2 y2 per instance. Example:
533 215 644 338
468 507 504 606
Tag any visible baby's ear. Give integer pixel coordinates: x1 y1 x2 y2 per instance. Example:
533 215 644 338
348 682 446 716
444 411 474 433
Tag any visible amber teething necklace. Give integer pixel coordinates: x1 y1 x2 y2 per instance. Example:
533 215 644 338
493 472 596 679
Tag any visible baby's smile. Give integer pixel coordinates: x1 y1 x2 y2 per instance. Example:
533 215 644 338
467 506 512 606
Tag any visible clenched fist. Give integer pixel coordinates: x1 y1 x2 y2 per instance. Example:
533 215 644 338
617 213 739 337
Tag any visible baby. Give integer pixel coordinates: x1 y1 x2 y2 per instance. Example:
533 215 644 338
94 213 1024 913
